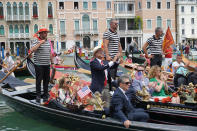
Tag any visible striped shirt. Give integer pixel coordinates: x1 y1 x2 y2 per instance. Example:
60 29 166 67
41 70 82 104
103 29 120 58
146 35 163 55
31 39 51 65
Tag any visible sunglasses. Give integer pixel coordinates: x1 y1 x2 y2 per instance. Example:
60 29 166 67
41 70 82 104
123 82 131 85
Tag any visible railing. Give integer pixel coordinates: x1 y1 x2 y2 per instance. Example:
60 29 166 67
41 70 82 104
6 15 30 21
74 29 99 35
119 30 142 35
8 33 30 39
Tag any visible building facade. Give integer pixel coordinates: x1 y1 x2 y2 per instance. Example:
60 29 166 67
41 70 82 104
176 0 197 47
135 0 176 46
0 0 57 56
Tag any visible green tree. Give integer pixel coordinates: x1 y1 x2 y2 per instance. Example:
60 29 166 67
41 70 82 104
134 16 143 29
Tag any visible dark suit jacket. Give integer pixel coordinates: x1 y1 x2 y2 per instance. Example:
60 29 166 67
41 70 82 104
110 88 135 122
90 58 111 93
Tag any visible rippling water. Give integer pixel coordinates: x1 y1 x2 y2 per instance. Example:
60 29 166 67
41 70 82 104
0 101 69 131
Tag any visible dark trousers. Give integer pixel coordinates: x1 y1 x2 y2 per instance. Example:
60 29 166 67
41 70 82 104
35 65 50 100
150 54 162 67
128 108 149 122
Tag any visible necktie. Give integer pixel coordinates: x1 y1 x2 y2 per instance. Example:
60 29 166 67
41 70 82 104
101 61 107 87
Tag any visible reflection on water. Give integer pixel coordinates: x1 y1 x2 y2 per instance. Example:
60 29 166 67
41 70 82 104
0 101 67 131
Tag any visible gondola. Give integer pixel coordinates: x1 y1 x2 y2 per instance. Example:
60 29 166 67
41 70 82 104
0 82 196 131
13 64 31 77
26 58 36 78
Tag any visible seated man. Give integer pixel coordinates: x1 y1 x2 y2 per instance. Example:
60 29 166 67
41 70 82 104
172 54 187 74
110 75 149 128
132 65 153 95
90 46 119 93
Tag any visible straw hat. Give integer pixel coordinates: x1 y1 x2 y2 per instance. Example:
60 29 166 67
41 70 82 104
36 25 50 34
92 46 102 56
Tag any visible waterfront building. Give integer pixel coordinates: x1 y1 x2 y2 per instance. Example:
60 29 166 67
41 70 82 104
0 0 57 56
176 0 197 47
135 0 176 47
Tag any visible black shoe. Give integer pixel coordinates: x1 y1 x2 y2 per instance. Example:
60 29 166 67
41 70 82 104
36 96 41 103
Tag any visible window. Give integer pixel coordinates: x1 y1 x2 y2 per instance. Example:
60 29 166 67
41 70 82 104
93 19 98 30
191 6 194 13
182 18 184 24
138 2 141 9
157 2 161 9
14 25 19 33
0 2 4 18
0 25 4 35
119 3 125 13
127 19 135 30
182 29 185 35
106 1 111 9
60 21 65 35
25 2 29 15
19 2 23 16
192 29 195 35
83 1 88 10
59 2 64 9
147 20 152 29
147 1 151 9
74 2 79 9
82 14 90 30
9 25 13 34
92 2 97 10
181 6 184 13
167 19 171 28
119 19 126 30
94 41 98 47
33 2 38 18
61 42 66 49
167 2 170 9
34 24 38 33
7 2 11 16
13 2 18 15
74 20 79 31
107 19 110 28
20 25 24 33
191 18 194 24
157 16 162 27
49 24 53 34
25 25 29 33
48 2 53 18
128 4 134 12
75 41 80 47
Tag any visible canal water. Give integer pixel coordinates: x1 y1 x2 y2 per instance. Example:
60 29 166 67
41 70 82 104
0 56 77 131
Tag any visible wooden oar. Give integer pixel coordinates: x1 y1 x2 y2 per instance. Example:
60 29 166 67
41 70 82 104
0 51 33 83
77 68 91 75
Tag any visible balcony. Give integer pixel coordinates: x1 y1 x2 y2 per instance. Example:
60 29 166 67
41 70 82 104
8 33 30 39
119 30 142 35
74 29 99 35
114 11 135 18
6 15 31 21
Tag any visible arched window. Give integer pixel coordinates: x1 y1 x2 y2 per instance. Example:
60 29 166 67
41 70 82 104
157 16 162 27
34 24 38 33
48 2 53 18
25 25 29 33
20 24 24 33
0 2 4 18
25 2 29 15
19 2 23 15
9 25 13 34
49 24 53 34
13 2 18 15
82 14 90 30
7 2 11 15
33 2 38 18
0 25 4 35
14 25 19 33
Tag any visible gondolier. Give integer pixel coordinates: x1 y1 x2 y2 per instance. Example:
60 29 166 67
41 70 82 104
142 27 164 67
103 18 123 79
30 27 54 103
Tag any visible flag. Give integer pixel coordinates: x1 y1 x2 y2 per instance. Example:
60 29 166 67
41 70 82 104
162 26 174 52
77 86 91 99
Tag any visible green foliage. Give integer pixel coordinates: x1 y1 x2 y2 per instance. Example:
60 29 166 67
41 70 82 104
134 16 143 29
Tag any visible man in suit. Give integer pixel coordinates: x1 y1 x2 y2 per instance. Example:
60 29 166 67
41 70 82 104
110 75 149 128
90 46 119 93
